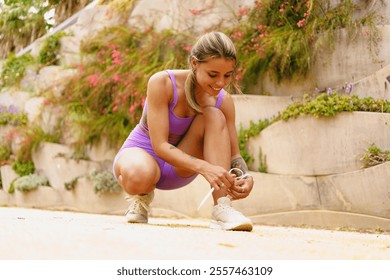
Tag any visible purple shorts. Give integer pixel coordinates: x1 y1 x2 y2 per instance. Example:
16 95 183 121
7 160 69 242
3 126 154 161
113 125 198 190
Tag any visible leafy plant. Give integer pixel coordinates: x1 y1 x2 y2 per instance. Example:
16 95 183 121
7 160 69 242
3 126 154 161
258 148 267 173
0 0 50 59
37 31 66 66
0 145 11 164
238 119 272 165
89 170 121 194
8 173 49 193
64 176 81 191
0 53 35 88
278 93 390 121
12 159 35 177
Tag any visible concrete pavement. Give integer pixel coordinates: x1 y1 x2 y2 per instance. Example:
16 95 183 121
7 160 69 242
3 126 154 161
1 207 390 260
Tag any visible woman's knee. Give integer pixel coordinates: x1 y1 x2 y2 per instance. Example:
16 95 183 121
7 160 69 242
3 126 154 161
114 149 160 194
203 107 227 130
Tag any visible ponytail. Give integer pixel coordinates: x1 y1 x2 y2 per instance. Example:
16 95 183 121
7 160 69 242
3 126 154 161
185 69 202 113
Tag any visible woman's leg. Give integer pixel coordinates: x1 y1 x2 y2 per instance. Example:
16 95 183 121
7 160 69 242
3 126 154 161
114 147 161 195
114 148 161 223
176 107 231 204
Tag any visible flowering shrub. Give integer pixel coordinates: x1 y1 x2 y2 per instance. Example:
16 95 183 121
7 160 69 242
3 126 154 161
53 27 191 151
229 0 380 89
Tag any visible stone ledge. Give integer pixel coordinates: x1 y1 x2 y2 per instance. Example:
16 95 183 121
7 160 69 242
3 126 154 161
318 161 390 218
248 112 390 175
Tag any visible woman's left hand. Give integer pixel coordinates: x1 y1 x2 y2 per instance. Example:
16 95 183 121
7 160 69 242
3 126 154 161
227 175 254 200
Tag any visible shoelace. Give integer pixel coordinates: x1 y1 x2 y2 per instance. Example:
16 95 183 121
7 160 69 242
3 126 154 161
197 168 251 211
125 195 150 215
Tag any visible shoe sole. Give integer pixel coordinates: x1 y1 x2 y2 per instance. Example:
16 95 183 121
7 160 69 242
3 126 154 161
126 214 148 223
127 219 148 223
210 220 253 232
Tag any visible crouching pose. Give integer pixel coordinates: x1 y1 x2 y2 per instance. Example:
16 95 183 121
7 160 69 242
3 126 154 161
113 31 254 231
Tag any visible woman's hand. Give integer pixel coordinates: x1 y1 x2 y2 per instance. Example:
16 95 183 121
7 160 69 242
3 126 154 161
227 175 254 200
201 163 235 192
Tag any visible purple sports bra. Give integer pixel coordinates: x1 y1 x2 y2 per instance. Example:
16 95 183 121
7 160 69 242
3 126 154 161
140 70 225 144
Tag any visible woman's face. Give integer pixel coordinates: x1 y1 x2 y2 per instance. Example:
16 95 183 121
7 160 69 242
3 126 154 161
193 57 235 97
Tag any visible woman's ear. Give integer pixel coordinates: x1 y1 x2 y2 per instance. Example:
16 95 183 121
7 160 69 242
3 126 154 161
191 56 197 69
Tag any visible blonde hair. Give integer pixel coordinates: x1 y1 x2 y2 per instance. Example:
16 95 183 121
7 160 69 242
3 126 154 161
184 32 242 113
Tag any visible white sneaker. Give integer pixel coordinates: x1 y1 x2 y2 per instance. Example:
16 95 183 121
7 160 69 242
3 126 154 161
125 191 154 223
210 197 253 231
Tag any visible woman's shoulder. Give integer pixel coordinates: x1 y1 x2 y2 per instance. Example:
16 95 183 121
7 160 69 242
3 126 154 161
149 69 189 80
220 90 236 114
148 70 170 86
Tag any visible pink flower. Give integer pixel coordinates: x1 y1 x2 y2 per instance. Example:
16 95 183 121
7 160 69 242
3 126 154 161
129 103 136 113
112 74 121 83
189 9 204 16
112 50 124 65
237 7 248 16
88 74 100 87
231 31 243 39
297 19 306 28
183 45 192 51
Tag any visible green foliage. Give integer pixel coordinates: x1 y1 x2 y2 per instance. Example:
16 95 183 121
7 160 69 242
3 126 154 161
38 32 66 66
0 53 35 88
0 145 11 164
278 93 390 121
258 148 267 173
8 173 49 193
238 119 272 165
64 176 80 191
0 0 50 59
229 0 380 89
89 170 121 194
360 144 390 168
53 26 192 151
12 159 35 177
0 105 28 126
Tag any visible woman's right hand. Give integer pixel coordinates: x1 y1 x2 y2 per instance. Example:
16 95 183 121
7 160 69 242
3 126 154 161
201 163 235 191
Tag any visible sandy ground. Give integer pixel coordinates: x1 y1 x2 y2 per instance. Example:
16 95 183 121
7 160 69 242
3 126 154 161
1 206 390 260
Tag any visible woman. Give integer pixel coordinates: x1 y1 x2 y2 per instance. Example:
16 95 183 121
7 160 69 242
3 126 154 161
113 32 254 231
